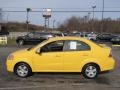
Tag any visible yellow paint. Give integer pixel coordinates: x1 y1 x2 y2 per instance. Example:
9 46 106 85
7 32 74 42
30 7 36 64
6 37 115 73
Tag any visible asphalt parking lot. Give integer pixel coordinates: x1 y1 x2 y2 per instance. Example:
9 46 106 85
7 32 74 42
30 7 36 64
0 45 120 90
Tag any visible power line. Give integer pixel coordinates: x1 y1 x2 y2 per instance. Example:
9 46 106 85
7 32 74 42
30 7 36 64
2 7 120 9
2 10 120 12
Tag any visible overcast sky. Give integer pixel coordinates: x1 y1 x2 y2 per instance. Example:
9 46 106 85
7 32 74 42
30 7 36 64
0 0 120 26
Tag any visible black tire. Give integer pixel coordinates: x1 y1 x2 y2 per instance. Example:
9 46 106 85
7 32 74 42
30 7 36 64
111 42 116 44
82 64 99 79
96 38 100 42
118 42 120 45
18 40 24 46
14 63 32 78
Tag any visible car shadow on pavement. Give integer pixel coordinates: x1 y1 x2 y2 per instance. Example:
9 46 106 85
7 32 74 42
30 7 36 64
94 75 111 85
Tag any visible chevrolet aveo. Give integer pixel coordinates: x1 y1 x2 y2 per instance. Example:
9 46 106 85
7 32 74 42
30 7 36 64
6 37 115 79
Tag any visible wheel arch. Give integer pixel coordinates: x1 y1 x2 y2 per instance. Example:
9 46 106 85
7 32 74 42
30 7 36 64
81 62 101 73
16 38 24 42
14 61 32 72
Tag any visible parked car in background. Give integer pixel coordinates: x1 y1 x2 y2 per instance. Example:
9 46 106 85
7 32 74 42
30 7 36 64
16 32 53 45
84 34 97 41
96 33 116 42
7 37 115 79
111 35 120 44
0 26 9 35
53 33 65 37
73 32 97 41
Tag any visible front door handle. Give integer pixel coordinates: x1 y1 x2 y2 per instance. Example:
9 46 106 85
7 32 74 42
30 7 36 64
83 54 88 56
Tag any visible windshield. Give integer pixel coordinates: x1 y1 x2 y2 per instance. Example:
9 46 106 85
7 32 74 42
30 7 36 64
27 39 49 51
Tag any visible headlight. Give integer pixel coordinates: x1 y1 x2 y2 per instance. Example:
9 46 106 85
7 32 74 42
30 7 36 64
7 54 14 60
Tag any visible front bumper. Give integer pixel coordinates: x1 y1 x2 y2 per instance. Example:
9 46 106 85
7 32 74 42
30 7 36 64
6 60 15 72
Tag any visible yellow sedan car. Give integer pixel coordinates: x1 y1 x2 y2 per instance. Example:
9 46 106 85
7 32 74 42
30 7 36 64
6 37 115 79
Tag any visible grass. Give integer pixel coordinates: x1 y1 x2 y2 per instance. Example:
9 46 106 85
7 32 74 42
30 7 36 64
0 38 16 46
7 38 16 45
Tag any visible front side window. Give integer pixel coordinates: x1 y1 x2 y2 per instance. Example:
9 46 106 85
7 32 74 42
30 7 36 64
63 40 91 51
41 40 64 52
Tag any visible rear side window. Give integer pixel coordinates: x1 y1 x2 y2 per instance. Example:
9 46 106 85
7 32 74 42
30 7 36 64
34 33 41 38
63 40 91 51
27 33 34 38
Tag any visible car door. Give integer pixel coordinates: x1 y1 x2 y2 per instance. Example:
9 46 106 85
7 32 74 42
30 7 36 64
33 33 45 44
33 40 64 72
62 40 91 72
25 33 35 43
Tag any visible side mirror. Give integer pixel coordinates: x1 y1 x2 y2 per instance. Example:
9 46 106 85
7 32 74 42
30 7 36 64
36 48 42 54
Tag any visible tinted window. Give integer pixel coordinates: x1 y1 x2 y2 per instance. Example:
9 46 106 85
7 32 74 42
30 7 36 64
41 40 64 52
34 33 41 38
27 33 34 38
63 40 91 51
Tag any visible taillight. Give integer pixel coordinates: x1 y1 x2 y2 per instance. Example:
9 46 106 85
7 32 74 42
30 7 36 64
109 51 112 57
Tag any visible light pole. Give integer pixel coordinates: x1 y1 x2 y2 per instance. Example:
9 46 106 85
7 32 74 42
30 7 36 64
102 0 104 21
43 8 52 31
0 8 3 23
6 13 9 23
87 12 91 22
92 6 96 20
53 20 55 30
101 0 105 32
26 8 31 32
92 6 96 31
88 12 91 31
6 13 9 30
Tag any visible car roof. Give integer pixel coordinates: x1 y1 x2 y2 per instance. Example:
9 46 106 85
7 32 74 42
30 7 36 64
49 36 88 41
32 36 101 51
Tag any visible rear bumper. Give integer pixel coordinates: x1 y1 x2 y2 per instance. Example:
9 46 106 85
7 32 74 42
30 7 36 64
101 57 115 72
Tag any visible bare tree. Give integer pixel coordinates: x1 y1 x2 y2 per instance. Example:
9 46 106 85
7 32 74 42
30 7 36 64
58 16 120 33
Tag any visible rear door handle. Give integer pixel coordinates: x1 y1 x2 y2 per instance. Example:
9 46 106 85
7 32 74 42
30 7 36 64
55 55 61 57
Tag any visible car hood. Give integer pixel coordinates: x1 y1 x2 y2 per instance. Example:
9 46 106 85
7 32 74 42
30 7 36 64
12 49 28 55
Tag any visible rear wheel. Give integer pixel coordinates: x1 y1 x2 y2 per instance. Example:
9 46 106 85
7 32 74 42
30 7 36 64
82 64 99 79
14 63 32 78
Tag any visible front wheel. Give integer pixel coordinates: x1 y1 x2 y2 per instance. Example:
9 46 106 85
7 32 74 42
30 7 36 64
82 64 99 79
17 40 24 46
14 63 32 78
